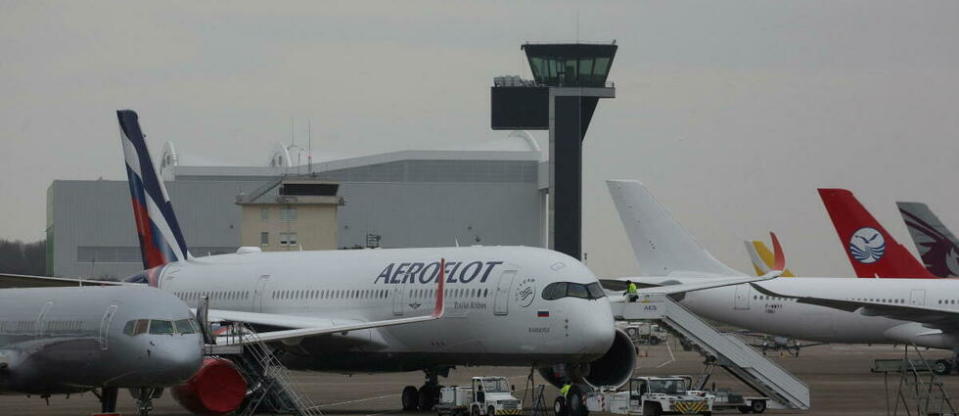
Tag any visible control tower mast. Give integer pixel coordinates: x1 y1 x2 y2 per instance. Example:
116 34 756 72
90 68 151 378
491 42 617 260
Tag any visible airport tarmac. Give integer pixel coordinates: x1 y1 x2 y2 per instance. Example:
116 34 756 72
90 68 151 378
1 341 956 415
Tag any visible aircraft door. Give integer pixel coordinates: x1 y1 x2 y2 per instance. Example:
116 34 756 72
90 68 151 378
99 305 118 351
253 275 271 312
35 301 52 338
494 270 517 316
910 289 926 306
392 285 407 316
734 285 751 310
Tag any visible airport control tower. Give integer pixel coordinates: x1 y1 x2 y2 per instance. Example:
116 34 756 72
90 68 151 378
491 42 617 260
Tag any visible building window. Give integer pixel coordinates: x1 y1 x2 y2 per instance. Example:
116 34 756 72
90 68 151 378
280 207 297 221
280 232 298 247
260 232 269 246
260 207 269 221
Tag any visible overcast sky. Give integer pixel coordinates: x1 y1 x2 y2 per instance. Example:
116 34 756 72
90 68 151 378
2 1 958 278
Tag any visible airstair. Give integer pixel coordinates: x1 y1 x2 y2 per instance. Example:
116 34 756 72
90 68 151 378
611 293 811 410
207 326 322 416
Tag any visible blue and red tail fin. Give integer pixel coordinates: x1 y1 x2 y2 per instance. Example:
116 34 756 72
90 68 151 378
818 188 936 278
117 110 190 270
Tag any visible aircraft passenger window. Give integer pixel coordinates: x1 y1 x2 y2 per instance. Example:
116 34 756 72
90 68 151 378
150 320 175 335
175 319 196 334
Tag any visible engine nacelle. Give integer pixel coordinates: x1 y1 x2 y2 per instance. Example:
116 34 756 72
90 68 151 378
539 329 637 388
171 357 247 416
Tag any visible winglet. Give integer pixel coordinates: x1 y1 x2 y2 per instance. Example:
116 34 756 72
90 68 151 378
433 258 446 318
771 232 786 271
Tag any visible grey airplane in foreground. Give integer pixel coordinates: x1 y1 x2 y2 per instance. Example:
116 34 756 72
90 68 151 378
0 285 203 414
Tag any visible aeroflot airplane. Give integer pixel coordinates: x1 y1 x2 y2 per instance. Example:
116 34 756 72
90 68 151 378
607 180 959 374
0 111 773 415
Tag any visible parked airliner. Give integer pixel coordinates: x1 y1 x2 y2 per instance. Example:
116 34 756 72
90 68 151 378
607 180 959 374
1 111 775 415
0 286 202 414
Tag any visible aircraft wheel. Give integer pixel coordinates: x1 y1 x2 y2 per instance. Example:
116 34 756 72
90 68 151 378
933 359 952 376
567 386 588 416
419 385 438 410
750 399 767 413
553 397 567 416
402 385 419 411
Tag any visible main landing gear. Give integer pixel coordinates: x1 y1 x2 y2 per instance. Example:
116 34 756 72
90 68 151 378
402 368 450 411
98 386 119 414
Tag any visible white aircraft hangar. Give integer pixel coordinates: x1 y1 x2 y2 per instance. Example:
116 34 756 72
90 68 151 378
45 132 547 280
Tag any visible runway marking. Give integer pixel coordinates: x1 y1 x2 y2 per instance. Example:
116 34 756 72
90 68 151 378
323 393 398 407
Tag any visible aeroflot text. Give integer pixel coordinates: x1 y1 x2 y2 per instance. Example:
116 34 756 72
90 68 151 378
374 261 504 284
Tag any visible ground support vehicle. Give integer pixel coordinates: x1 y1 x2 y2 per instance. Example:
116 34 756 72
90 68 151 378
578 377 713 416
436 377 522 416
706 389 767 414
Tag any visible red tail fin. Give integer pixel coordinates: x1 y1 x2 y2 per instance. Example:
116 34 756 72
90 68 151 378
818 188 937 278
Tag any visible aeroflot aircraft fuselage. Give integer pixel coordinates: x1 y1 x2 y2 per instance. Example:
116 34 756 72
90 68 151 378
129 246 616 372
671 277 959 349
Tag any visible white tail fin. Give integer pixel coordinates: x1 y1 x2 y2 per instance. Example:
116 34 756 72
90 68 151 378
607 180 744 277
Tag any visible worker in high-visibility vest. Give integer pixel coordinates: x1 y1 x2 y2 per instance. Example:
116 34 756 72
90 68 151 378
560 382 572 398
625 280 638 302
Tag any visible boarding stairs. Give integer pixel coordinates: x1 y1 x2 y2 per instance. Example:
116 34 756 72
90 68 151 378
207 326 322 416
611 293 811 410
872 345 956 416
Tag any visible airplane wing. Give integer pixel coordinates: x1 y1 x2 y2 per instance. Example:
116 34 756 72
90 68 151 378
0 273 127 288
604 271 781 303
208 259 448 345
751 283 959 331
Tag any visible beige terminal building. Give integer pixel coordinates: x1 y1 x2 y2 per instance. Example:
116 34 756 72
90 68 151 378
237 179 342 251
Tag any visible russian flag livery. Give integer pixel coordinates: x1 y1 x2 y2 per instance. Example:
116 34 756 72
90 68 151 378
117 110 190 269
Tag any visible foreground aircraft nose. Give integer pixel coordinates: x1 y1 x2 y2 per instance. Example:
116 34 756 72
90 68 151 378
151 335 204 384
579 300 617 354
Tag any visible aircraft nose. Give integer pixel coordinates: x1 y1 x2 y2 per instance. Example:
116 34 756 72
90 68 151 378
153 335 204 383
578 300 616 353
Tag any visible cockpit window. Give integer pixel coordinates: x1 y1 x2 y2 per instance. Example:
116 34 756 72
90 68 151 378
175 319 196 334
542 282 607 300
149 320 175 335
123 319 196 336
123 319 150 335
541 282 568 300
586 282 606 299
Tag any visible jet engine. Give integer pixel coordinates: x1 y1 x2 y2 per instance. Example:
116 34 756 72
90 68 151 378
171 357 247 416
539 329 637 388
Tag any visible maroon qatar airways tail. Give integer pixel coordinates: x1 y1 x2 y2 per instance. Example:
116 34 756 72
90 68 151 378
818 188 938 278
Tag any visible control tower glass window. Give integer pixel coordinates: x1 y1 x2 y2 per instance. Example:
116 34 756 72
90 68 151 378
522 43 616 87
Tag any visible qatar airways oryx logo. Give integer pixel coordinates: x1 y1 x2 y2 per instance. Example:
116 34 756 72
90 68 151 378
849 227 886 264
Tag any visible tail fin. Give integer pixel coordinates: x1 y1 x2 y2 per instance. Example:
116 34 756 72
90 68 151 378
607 180 745 277
744 237 795 277
818 188 935 278
897 201 959 277
117 110 190 269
